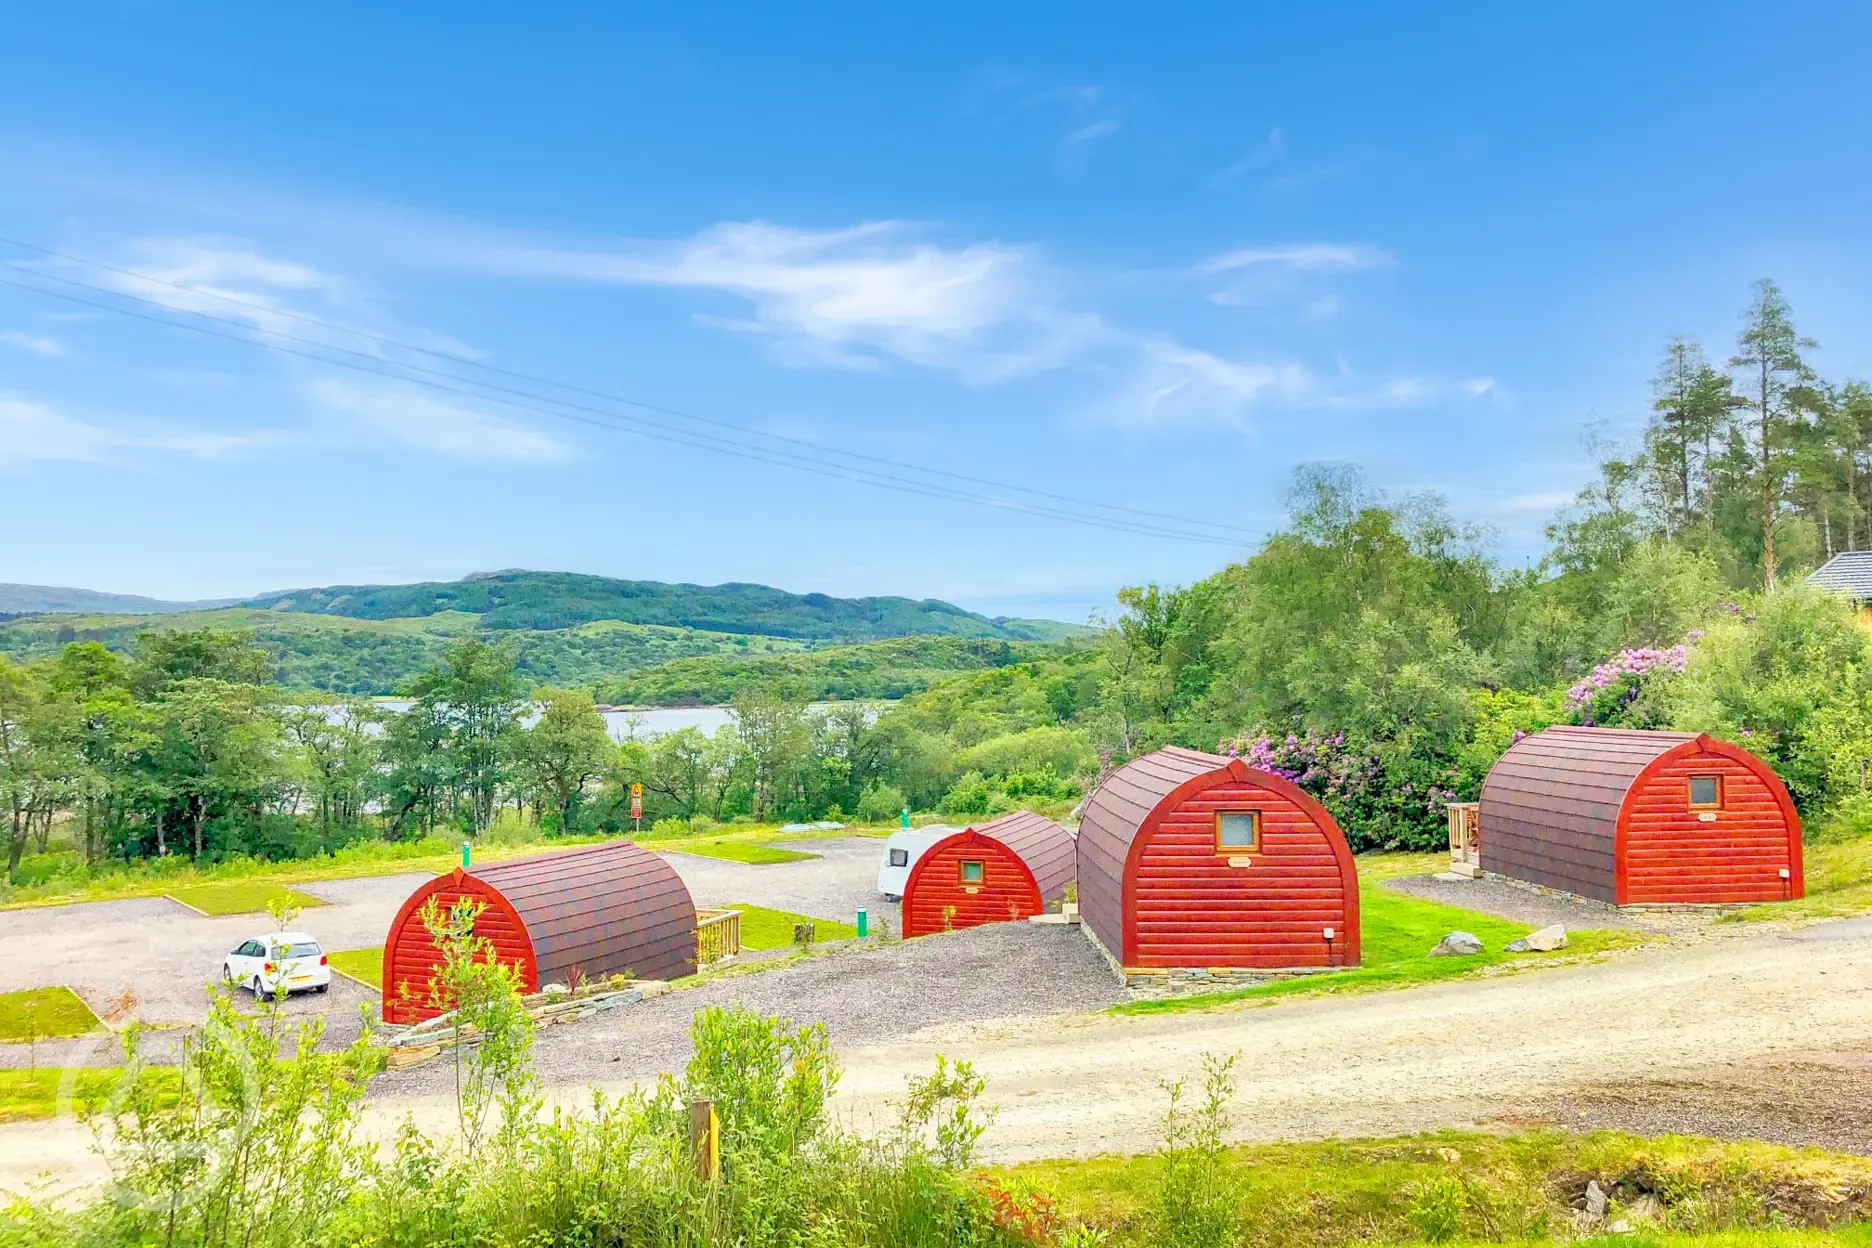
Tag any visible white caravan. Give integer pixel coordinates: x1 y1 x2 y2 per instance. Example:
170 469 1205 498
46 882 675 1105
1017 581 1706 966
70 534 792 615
875 826 953 901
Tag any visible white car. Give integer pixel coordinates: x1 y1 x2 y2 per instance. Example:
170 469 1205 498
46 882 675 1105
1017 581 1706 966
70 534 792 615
222 931 332 996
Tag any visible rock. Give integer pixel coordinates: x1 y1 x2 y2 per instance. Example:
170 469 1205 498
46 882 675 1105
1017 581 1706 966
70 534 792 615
1428 931 1483 958
1507 925 1568 953
1608 1219 1633 1234
541 982 570 997
1626 1195 1662 1223
1585 1180 1608 1217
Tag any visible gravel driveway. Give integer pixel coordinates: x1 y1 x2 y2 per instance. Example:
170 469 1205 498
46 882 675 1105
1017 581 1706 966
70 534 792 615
0 872 435 1036
661 836 897 931
1382 873 1653 929
0 838 892 1067
375 921 1125 1098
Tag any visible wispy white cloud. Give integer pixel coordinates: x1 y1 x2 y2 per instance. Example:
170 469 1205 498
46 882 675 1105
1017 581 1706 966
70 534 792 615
1211 128 1285 183
1066 118 1122 146
1497 489 1577 513
1096 339 1315 428
305 378 569 461
0 330 67 356
475 220 1092 381
100 236 342 338
1195 243 1392 276
0 394 279 467
1093 349 1498 428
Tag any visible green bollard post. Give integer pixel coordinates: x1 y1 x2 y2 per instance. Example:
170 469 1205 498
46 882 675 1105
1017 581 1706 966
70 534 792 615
462 840 472 870
856 908 868 939
900 806 910 829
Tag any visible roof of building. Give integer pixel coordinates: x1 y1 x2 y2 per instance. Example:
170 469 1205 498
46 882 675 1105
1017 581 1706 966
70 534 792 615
1808 550 1872 599
471 839 695 984
966 810 1076 903
1078 745 1234 852
1480 725 1701 847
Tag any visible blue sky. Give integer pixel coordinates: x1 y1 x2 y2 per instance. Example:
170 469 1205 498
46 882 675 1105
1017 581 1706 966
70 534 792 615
3 4 1870 622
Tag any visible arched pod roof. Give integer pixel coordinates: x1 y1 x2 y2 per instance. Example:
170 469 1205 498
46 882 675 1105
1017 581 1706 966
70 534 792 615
383 839 697 997
1078 745 1361 968
967 810 1076 904
1479 725 1802 904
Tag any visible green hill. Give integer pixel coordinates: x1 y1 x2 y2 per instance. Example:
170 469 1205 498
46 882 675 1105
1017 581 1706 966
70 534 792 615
0 583 235 615
0 610 808 696
239 570 1078 641
594 634 1082 706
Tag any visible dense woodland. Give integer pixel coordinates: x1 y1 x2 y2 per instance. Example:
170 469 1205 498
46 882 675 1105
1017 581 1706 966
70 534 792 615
5 279 1872 884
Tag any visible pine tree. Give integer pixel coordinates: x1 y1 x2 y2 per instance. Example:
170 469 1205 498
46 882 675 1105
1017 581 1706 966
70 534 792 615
1644 337 1736 536
1729 279 1817 587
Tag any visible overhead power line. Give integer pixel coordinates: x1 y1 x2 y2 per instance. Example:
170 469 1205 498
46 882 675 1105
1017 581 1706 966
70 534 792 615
0 235 1259 545
0 269 1246 547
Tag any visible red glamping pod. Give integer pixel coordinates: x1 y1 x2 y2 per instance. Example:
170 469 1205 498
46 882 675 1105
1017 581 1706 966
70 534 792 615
381 840 697 1023
1077 746 1361 971
1479 725 1803 905
900 810 1075 937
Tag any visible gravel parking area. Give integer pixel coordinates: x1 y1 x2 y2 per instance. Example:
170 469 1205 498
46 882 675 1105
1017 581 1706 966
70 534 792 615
0 839 893 1068
376 921 1125 1098
662 836 897 930
0 872 434 1035
1383 873 1652 930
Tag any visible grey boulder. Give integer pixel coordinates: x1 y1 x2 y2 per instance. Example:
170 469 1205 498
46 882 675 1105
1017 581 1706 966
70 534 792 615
1506 924 1569 953
1428 931 1484 958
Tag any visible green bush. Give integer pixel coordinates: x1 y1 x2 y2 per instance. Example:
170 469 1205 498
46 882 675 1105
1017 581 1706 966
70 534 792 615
855 783 908 824
940 771 1004 817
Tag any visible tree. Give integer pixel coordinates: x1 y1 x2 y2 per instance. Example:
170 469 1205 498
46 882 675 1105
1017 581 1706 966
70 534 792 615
406 637 522 835
516 688 613 833
287 699 380 837
643 726 711 819
376 695 452 839
1729 279 1817 587
132 628 276 697
1644 337 1737 535
151 679 292 858
731 686 813 820
0 657 46 876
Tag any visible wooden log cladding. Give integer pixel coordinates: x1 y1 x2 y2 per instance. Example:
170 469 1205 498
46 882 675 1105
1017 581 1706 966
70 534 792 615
381 840 700 1023
1077 746 1361 971
900 811 1074 938
1479 726 1803 906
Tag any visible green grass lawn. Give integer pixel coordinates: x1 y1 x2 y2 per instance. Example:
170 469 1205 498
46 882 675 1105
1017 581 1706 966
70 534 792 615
327 947 384 990
165 882 329 917
722 903 859 950
1733 832 1872 923
0 1067 185 1123
1004 1127 1872 1248
1115 854 1649 1015
0 986 101 1042
666 840 820 865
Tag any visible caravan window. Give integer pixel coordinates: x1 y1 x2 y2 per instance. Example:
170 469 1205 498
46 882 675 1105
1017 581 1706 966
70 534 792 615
888 847 909 868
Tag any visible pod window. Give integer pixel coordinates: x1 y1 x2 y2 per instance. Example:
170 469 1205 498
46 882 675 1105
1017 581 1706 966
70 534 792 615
1215 810 1261 853
959 859 985 884
888 848 909 868
1688 774 1723 810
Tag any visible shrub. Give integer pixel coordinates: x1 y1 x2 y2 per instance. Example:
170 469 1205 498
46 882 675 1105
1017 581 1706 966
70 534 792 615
855 783 908 824
940 771 1001 817
1148 1052 1240 1248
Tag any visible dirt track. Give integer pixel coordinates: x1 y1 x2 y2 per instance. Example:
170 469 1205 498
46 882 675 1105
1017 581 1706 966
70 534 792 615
7 915 1871 1197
